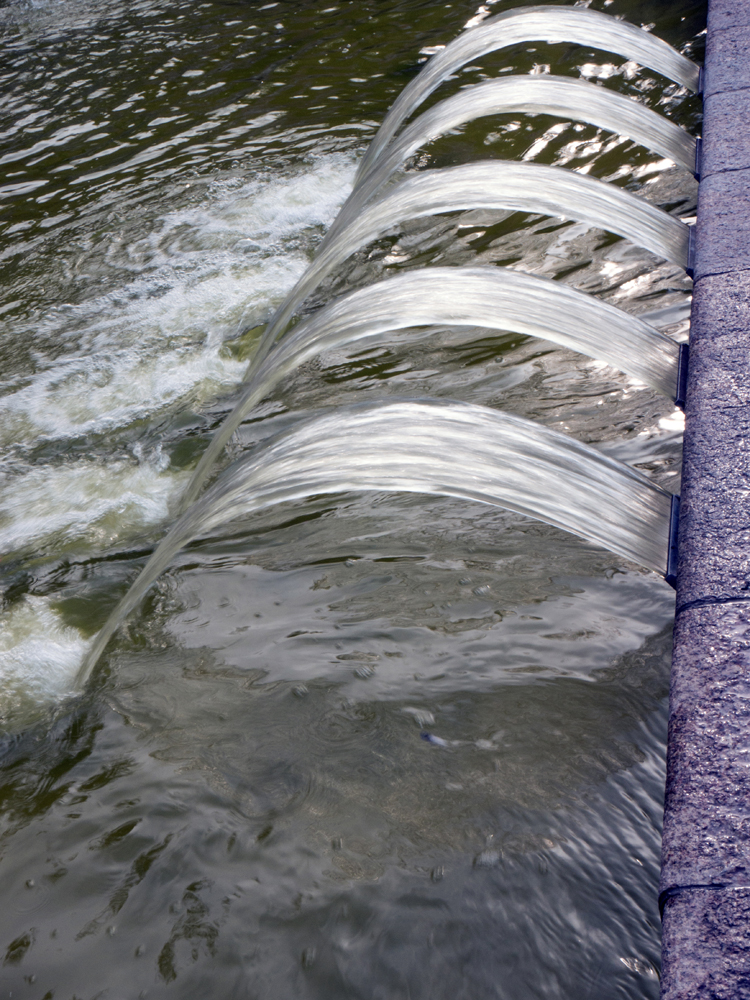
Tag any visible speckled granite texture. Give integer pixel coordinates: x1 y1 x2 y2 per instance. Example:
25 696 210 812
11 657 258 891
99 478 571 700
662 889 750 999
660 1 750 996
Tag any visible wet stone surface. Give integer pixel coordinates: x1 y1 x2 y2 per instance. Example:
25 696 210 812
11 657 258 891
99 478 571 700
675 269 750 604
692 173 750 276
701 23 750 97
662 602 750 891
661 889 750 1000
700 93 750 178
663 0 750 994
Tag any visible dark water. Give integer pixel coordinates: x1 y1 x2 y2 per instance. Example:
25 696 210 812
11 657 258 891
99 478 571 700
0 0 704 996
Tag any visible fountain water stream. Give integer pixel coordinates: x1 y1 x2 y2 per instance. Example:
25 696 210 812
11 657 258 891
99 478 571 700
181 267 681 509
75 398 673 687
245 160 688 384
356 4 700 183
326 75 697 245
74 4 698 686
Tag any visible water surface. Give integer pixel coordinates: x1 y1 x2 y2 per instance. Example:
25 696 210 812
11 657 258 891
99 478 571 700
0 0 704 995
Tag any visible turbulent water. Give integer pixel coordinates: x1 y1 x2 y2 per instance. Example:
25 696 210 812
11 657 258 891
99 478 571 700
0 0 703 997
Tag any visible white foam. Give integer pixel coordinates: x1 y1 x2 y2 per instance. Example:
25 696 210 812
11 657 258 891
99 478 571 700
172 155 357 245
0 456 187 557
2 155 357 447
0 156 357 570
658 409 685 432
0 265 267 445
0 597 89 721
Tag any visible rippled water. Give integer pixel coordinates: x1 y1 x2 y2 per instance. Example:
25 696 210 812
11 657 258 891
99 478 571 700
0 0 704 996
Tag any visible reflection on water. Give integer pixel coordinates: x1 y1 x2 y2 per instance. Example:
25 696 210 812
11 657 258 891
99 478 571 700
0 625 671 998
0 0 703 995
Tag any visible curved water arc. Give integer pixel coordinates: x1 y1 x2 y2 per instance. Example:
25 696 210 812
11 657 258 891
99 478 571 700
246 160 689 382
75 398 674 688
356 4 700 183
181 266 680 509
327 75 696 247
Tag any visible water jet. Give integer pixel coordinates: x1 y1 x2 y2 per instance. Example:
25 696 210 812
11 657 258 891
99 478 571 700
0 2 711 995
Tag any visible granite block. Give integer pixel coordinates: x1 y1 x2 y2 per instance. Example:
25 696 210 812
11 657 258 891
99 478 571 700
661 888 750 1000
675 270 750 605
705 0 750 35
662 602 750 891
693 171 750 278
700 91 750 177
662 2 750 997
703 24 750 97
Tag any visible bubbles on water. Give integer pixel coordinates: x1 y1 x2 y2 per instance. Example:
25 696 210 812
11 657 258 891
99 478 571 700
2 155 357 449
0 457 187 559
0 596 89 726
0 154 361 575
0 332 247 447
194 154 357 243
